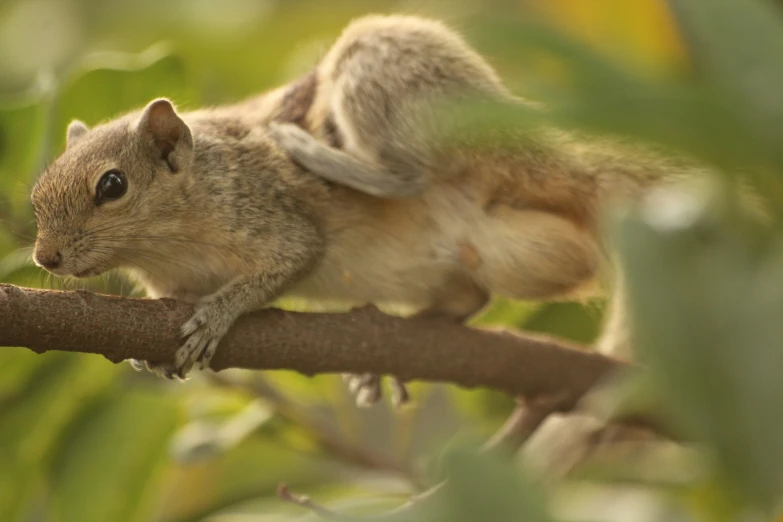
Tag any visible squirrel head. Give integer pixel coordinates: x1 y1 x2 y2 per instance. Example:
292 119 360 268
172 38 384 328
31 98 194 278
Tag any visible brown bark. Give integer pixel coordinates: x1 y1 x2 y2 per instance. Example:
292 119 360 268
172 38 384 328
0 284 631 411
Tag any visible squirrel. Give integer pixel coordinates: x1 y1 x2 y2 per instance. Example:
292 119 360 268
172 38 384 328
30 14 691 406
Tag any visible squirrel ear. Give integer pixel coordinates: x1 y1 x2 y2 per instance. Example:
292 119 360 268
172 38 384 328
66 120 90 148
136 98 193 172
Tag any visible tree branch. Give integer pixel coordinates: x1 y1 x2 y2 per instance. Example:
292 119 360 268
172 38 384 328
481 393 570 454
0 284 630 410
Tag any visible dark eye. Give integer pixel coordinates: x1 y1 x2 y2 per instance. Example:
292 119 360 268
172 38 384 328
95 169 127 204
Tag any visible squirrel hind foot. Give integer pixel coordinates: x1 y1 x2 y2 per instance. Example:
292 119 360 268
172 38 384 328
342 373 411 408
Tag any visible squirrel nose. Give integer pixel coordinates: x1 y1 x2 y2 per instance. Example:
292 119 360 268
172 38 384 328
36 251 62 270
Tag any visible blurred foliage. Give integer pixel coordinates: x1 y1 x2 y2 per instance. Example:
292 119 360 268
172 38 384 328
3 0 783 520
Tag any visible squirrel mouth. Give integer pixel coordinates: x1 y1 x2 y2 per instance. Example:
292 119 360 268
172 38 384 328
73 268 98 278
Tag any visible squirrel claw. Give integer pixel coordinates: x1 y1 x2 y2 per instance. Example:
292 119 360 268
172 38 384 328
180 313 205 338
130 360 188 381
197 339 220 371
342 373 411 408
390 377 410 407
176 333 210 374
175 300 231 377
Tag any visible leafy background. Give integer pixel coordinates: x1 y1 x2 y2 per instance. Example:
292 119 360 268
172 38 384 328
3 0 783 521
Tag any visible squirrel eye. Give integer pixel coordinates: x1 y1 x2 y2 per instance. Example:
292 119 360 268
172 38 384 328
95 169 127 204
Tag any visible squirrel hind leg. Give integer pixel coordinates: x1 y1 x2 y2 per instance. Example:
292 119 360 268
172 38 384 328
472 207 602 302
411 272 491 322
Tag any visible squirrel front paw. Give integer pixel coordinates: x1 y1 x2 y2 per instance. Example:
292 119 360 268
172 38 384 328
175 298 235 377
129 358 188 380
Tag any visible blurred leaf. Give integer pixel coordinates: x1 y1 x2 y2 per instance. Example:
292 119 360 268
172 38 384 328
614 183 783 509
0 98 51 206
447 386 514 433
471 298 538 329
522 301 603 344
0 248 42 286
161 436 342 522
666 0 783 168
685 475 748 522
49 388 181 522
172 400 273 463
466 17 771 174
0 347 46 399
0 352 116 522
263 371 338 406
56 44 196 141
0 455 41 522
431 449 549 522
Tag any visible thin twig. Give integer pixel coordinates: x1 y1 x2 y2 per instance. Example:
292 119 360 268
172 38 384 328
277 482 443 522
278 484 360 521
482 392 571 454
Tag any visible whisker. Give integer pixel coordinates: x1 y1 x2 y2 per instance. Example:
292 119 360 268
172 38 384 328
99 235 232 250
80 217 132 237
80 222 244 259
0 224 36 242
95 245 217 276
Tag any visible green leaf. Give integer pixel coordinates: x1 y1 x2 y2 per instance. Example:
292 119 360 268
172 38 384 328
522 301 604 344
0 347 46 399
0 352 116 522
433 449 550 522
49 389 181 522
55 44 195 146
666 0 783 167
0 99 51 206
464 17 769 173
613 183 783 509
471 298 538 329
172 400 273 463
160 436 342 522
